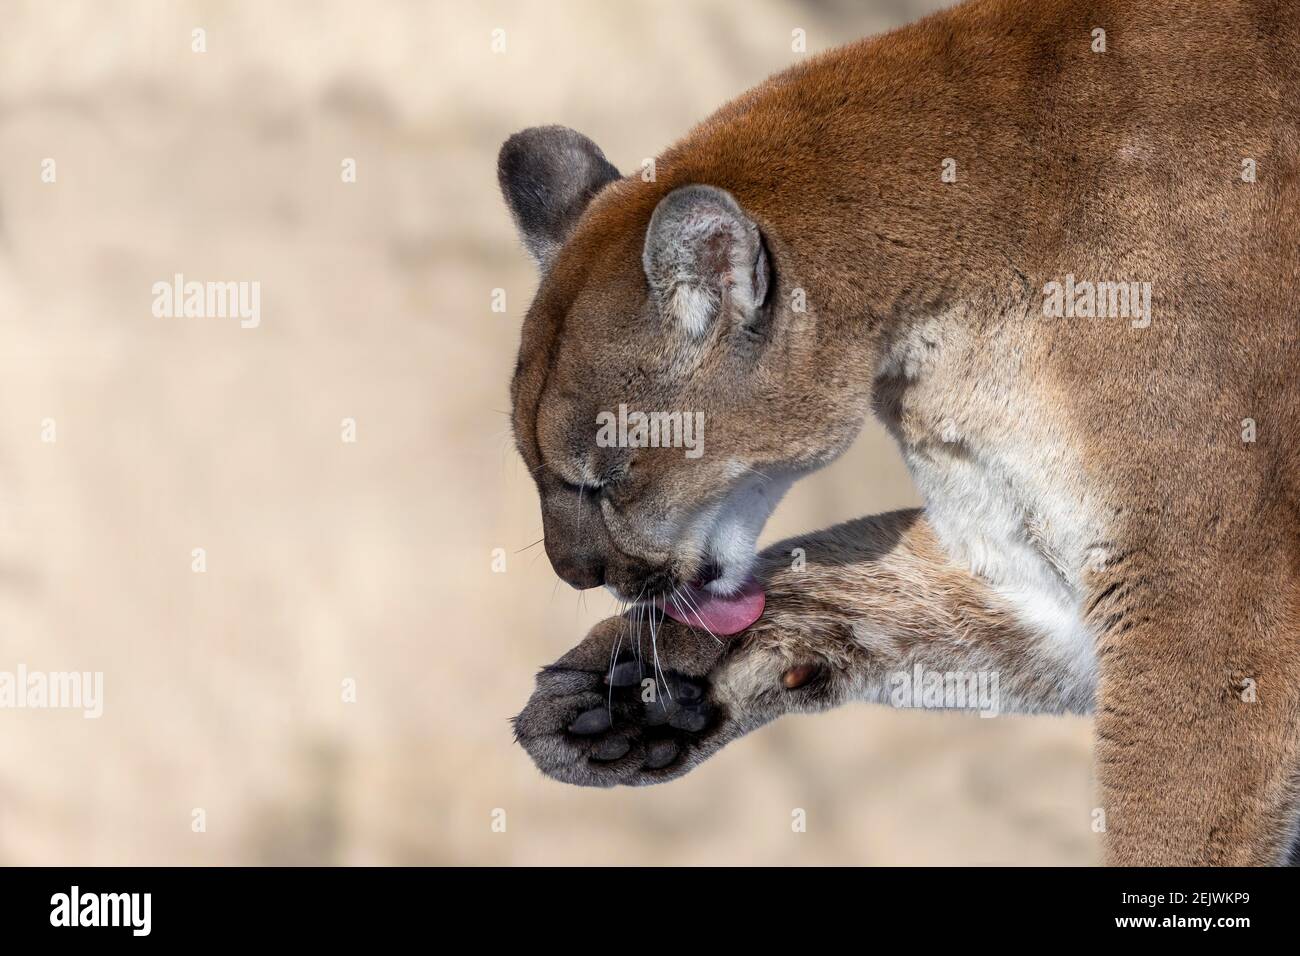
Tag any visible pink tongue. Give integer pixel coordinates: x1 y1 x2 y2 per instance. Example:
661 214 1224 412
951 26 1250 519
659 576 765 636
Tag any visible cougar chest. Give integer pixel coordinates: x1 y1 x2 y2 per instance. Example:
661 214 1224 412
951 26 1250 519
874 322 1100 689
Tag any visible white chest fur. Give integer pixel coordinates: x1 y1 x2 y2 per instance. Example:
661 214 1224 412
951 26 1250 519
878 318 1101 701
905 439 1099 695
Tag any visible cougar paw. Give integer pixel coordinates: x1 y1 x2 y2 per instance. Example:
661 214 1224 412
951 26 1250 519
513 617 739 787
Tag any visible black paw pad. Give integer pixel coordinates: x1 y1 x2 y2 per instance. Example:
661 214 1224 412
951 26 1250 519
644 738 679 769
606 660 643 687
643 698 676 726
590 734 631 762
668 704 710 733
672 678 705 701
568 708 612 735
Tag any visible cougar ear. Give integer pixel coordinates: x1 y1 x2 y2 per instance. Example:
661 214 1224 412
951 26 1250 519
497 126 621 270
642 185 770 337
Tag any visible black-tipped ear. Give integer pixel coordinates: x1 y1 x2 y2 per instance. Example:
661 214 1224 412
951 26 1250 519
497 126 621 270
642 185 770 337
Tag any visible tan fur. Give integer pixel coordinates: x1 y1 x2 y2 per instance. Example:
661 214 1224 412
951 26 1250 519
506 0 1300 864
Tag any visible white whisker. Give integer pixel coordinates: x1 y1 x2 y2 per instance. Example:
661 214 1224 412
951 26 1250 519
675 585 724 646
648 601 672 701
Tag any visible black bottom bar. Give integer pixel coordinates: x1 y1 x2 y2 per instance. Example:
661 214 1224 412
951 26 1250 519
0 866 1290 940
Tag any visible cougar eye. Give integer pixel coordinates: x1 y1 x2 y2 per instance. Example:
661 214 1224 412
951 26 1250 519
550 471 603 497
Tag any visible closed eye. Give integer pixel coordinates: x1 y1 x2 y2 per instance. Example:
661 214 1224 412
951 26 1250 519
549 458 630 496
552 472 606 497
558 477 601 495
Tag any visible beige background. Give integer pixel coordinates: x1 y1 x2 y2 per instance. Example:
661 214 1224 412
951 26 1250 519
0 0 1095 864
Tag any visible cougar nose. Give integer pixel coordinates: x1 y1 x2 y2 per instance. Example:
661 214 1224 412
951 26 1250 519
549 551 606 590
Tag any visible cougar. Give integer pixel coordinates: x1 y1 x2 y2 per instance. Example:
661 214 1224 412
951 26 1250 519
499 0 1300 865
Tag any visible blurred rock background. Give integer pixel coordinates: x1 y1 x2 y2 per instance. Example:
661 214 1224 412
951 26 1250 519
0 0 1095 864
